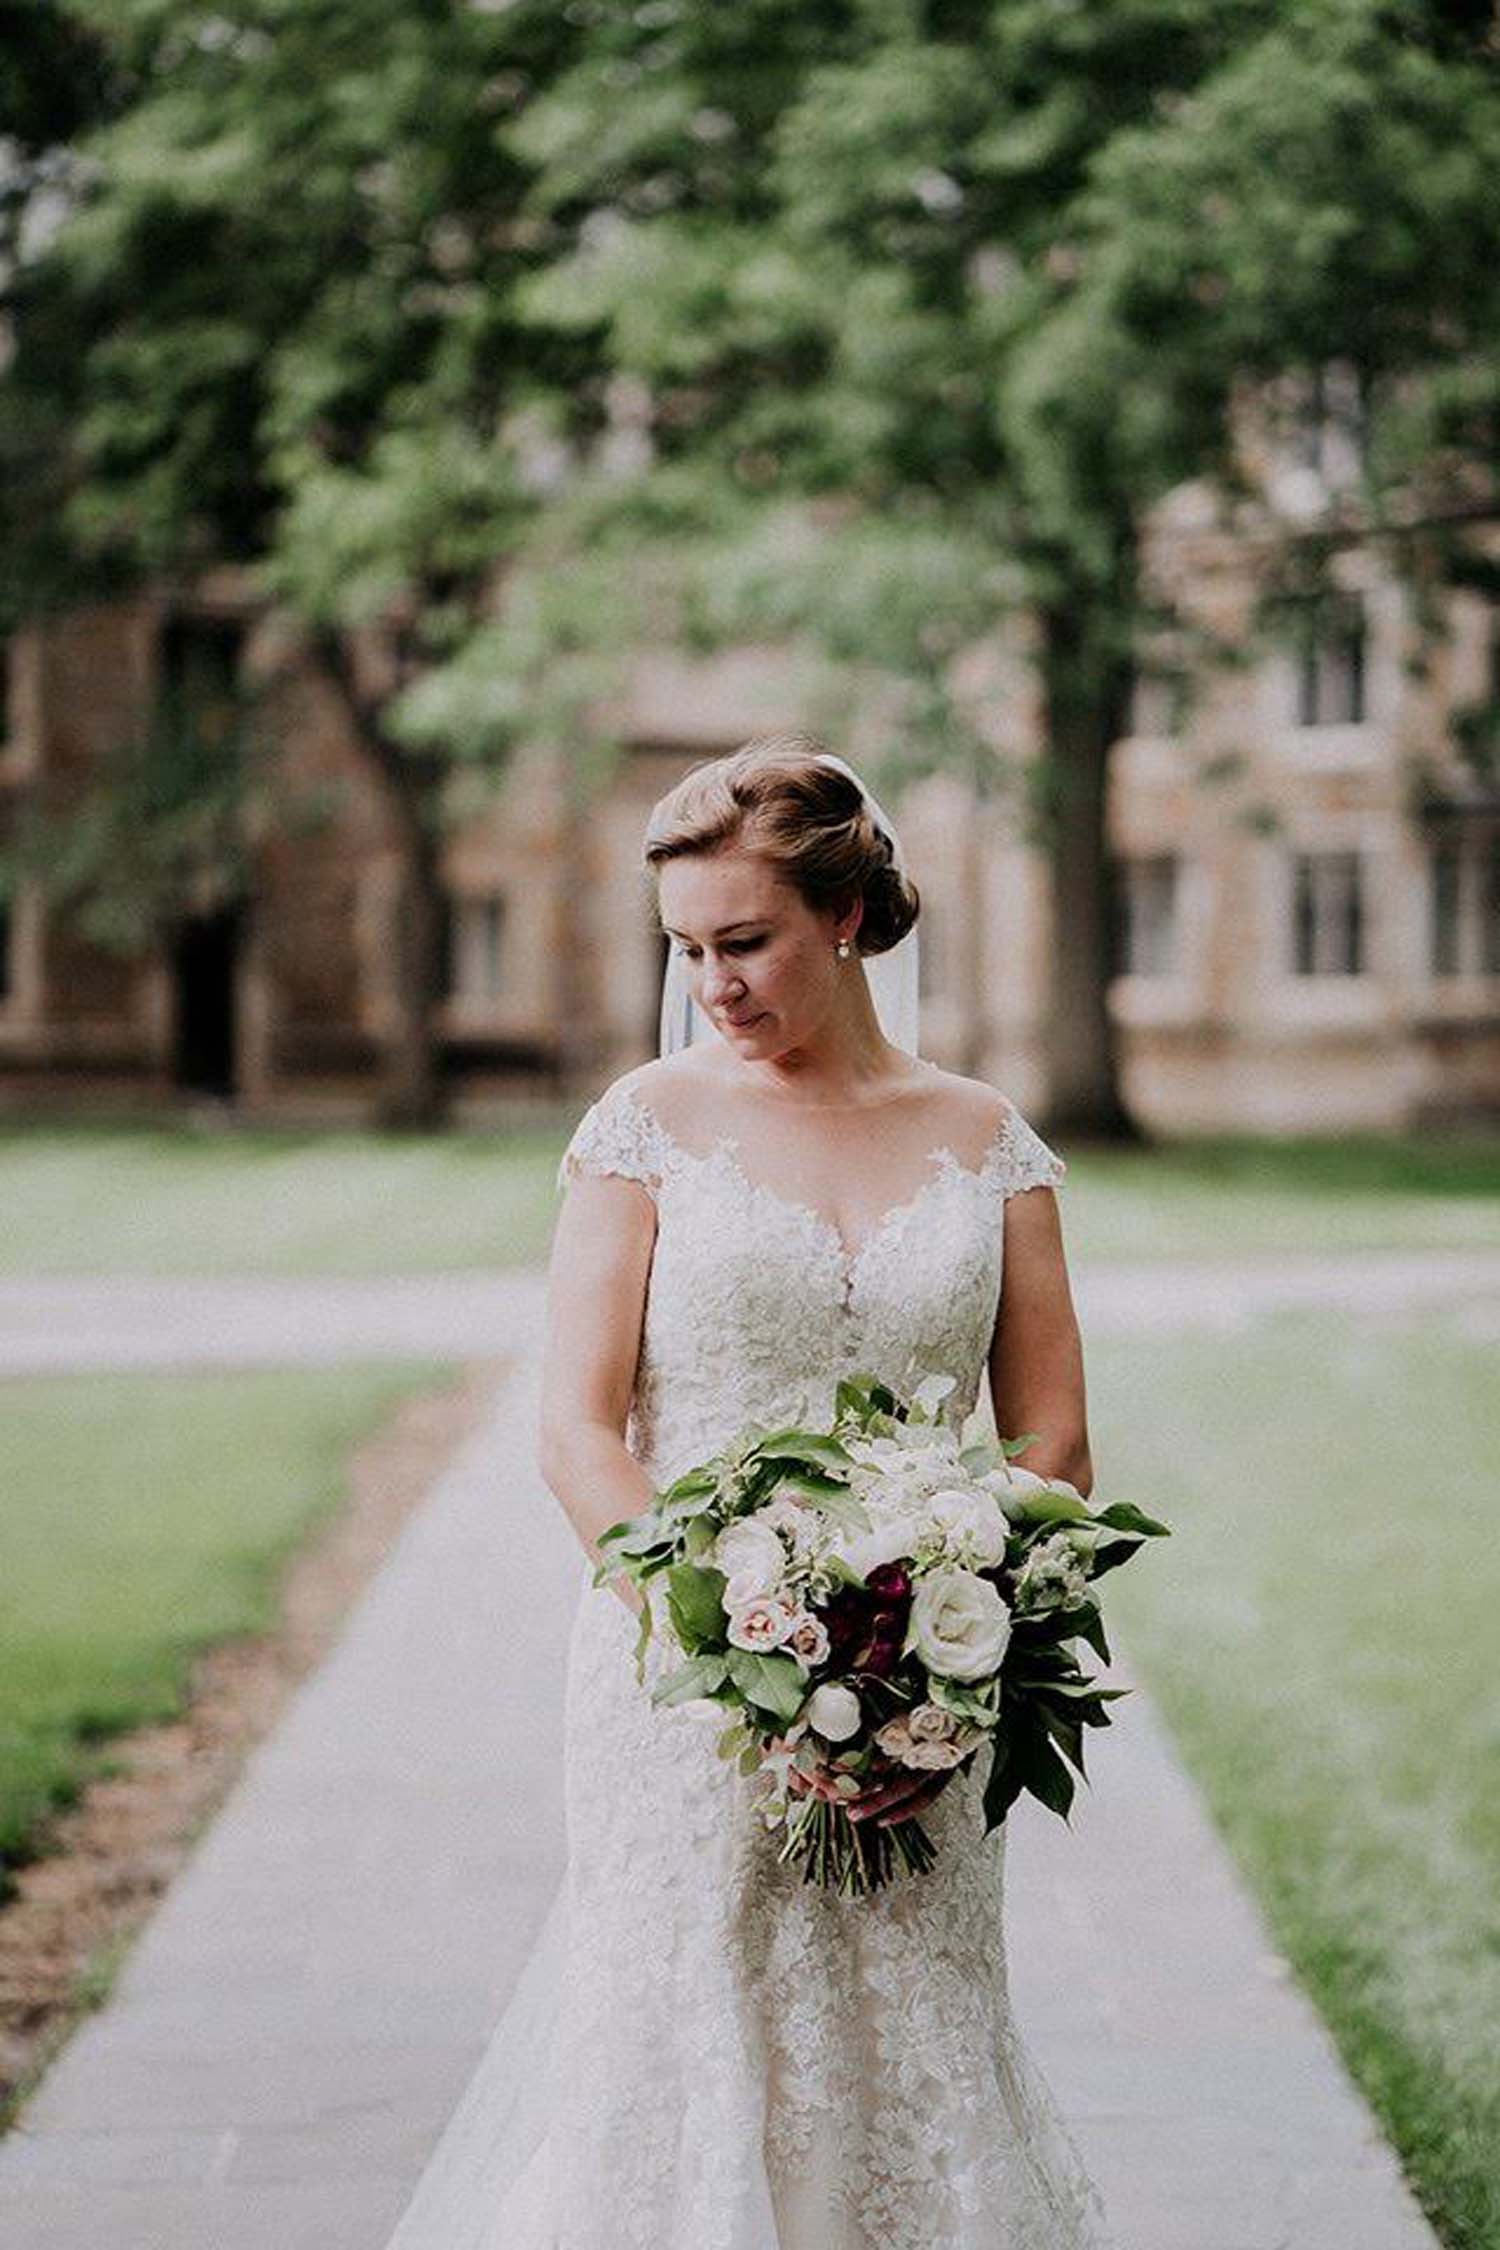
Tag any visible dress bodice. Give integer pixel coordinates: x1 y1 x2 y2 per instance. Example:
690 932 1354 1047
557 1076 1067 1488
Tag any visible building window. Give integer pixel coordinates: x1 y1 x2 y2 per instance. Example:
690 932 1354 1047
447 893 507 1002
1288 360 1369 478
1428 829 1500 978
1291 592 1366 727
1291 850 1365 975
1110 854 1179 978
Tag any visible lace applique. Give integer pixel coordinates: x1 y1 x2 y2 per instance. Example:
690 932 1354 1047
557 1083 672 1197
982 1101 1068 1198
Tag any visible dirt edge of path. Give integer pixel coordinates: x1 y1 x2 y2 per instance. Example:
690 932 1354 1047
0 1352 511 2131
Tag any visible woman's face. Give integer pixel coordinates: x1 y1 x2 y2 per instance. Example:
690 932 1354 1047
656 846 856 1057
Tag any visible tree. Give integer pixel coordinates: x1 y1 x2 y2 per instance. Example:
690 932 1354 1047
0 0 581 1124
469 0 1267 1134
477 0 1500 1134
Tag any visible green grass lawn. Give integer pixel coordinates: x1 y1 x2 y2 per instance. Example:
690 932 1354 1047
0 1115 1495 1273
1 1117 1496 2234
0 1361 456 1894
1091 1310 1499 2250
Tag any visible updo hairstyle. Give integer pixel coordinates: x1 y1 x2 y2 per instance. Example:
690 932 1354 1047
642 733 920 958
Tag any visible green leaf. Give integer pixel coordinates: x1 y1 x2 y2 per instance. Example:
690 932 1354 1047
683 1514 717 1561
1023 1734 1077 1820
1093 1501 1173 1538
753 1431 855 1471
653 1653 730 1707
665 1561 728 1653
725 1647 808 1723
1011 1488 1093 1527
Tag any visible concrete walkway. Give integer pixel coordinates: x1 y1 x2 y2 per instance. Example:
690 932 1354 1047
0 1332 1448 2248
2 1245 1498 1373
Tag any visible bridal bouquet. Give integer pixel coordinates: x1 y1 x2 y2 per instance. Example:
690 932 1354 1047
593 1371 1171 1897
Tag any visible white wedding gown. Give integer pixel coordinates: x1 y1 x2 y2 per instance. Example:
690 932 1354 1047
384 1076 1115 2250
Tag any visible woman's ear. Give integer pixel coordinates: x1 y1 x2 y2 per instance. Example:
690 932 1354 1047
835 894 865 949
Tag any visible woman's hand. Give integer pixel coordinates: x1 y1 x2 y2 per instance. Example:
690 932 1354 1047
786 1756 952 1828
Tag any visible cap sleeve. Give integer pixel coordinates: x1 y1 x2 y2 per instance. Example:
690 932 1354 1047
987 1103 1067 1199
556 1081 671 1198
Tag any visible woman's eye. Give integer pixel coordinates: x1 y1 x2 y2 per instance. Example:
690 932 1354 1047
670 937 761 959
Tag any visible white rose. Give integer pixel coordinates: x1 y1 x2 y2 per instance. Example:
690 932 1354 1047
903 1736 970 1770
806 1682 863 1741
713 1516 786 1598
875 1710 983 1771
727 1595 799 1652
785 1612 830 1669
906 1701 961 1742
906 1567 1012 1682
874 1714 916 1759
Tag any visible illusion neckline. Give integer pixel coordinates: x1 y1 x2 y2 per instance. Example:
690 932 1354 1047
614 1080 1017 1281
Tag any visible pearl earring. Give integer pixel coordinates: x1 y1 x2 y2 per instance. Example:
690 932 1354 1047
835 938 852 960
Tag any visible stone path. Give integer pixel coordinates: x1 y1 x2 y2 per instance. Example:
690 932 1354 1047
0 1250 1481 2246
2 1244 1497 1373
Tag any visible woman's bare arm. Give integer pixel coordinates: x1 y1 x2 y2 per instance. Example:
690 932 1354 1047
537 1167 659 1618
987 1184 1092 1497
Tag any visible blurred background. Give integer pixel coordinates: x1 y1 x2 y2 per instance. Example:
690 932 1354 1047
0 3 1497 2244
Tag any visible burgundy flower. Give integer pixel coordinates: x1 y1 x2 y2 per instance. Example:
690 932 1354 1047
865 1562 912 1602
860 1632 902 1679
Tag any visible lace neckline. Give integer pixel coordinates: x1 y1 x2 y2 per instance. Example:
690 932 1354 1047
614 1080 1016 1285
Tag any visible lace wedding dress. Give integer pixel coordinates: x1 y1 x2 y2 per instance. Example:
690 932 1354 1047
384 1075 1115 2250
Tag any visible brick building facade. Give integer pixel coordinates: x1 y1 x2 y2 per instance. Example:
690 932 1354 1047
2 489 1498 1133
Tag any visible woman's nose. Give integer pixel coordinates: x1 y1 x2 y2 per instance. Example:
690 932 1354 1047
702 957 746 1002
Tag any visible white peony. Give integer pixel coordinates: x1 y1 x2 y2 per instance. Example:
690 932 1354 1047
824 1506 918 1583
713 1516 786 1598
806 1682 863 1740
922 1486 1010 1569
906 1567 1012 1681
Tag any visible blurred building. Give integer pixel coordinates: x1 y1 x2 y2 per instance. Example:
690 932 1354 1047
2 373 1498 1132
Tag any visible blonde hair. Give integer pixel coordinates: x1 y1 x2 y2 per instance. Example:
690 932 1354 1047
642 733 919 956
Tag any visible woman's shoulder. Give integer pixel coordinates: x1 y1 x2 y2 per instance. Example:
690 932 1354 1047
914 1063 1019 1148
917 1066 1065 1192
593 1052 712 1128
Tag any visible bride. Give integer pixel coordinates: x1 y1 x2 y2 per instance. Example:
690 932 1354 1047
383 735 1115 2248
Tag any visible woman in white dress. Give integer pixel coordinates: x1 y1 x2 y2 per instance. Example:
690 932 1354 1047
383 736 1114 2249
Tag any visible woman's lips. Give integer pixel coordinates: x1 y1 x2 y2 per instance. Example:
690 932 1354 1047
723 1010 764 1028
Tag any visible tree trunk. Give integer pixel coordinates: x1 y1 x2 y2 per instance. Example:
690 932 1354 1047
1035 591 1144 1146
313 631 448 1131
